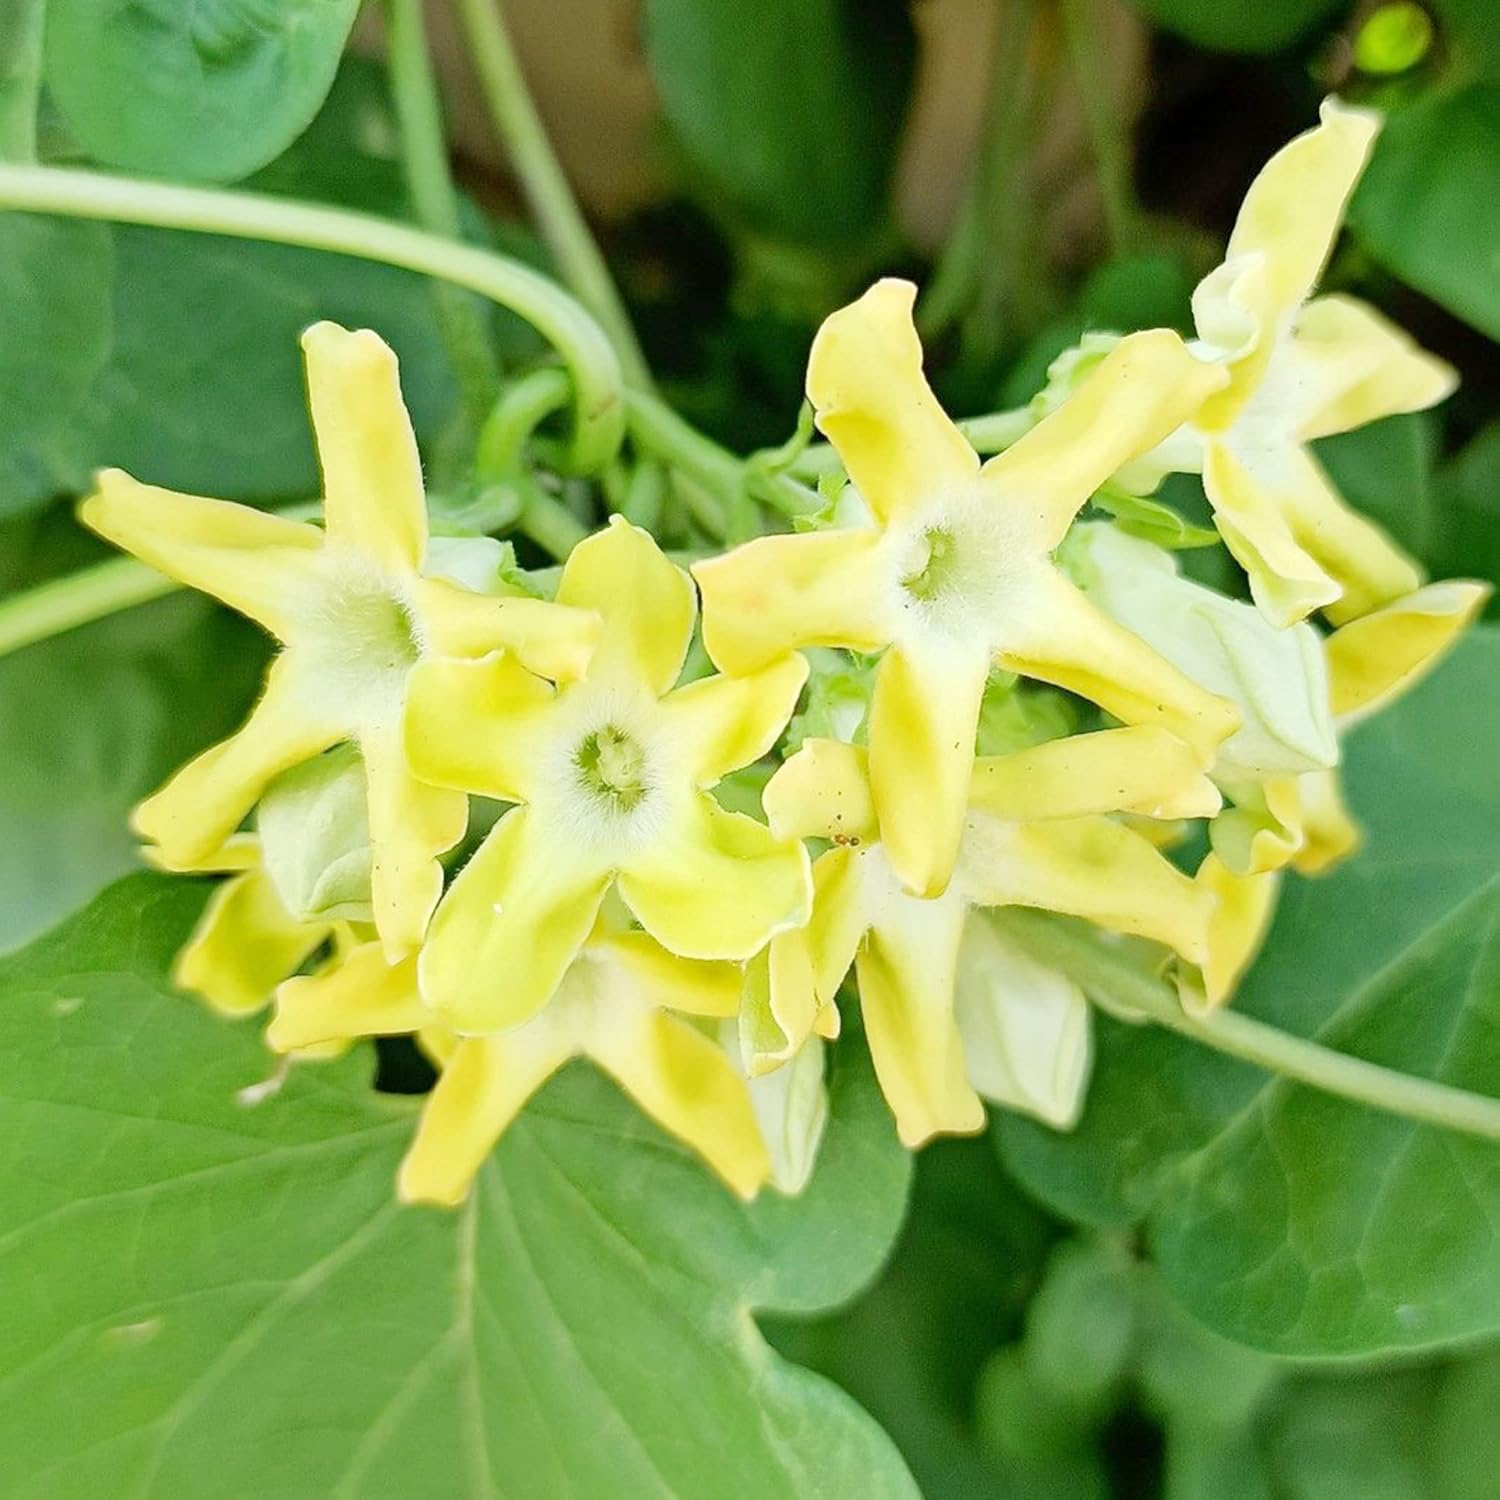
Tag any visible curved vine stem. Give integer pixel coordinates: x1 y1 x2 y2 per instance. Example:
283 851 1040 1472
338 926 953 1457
0 164 626 475
991 908 1500 1143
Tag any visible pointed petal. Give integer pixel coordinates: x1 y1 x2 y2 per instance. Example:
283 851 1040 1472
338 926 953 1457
980 331 1227 549
1182 854 1280 1014
868 642 989 898
970 726 1221 824
1291 769 1362 876
856 888 985 1147
763 738 878 845
955 915 1093 1129
418 807 612 1033
806 845 867 1005
1290 295 1457 441
617 795 811 961
399 1031 574 1206
362 728 468 960
175 870 329 1017
413 576 601 683
301 322 426 574
996 570 1240 765
135 653 344 867
1226 97 1379 317
599 930 741 1018
692 527 890 676
963 813 1214 964
588 1005 772 1199
403 650 555 803
806 278 978 523
80 469 323 639
268 941 426 1052
556 516 695 694
1327 580 1490 726
659 654 809 786
741 942 817 1076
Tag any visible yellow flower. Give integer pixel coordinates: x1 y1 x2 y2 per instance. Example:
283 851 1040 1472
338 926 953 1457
1184 98 1459 625
82 323 601 960
405 516 812 1035
762 730 1219 1145
693 279 1237 899
268 919 772 1205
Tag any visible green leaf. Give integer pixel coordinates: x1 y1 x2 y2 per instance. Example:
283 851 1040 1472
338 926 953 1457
1351 83 1500 341
1431 1350 1500 1499
1125 0 1343 53
43 0 361 181
641 0 915 250
0 593 264 954
0 873 917 1498
1430 422 1500 611
999 628 1500 1356
1313 412 1438 568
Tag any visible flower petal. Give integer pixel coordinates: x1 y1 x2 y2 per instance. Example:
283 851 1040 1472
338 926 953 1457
659 653 809 786
556 516 696 695
996 569 1240 766
301 322 426 575
692 527 890 676
413 576 601 683
362 728 469 960
267 942 426 1052
963 813 1214 965
763 738 878 845
80 469 323 640
135 653 344 867
1290 295 1457 442
403 650 555 803
1225 97 1379 319
1210 777 1306 876
1326 580 1490 726
1181 854 1280 1014
419 807 612 1033
856 888 985 1147
736 1030 829 1195
955 915 1092 1129
806 277 978 523
869 642 990 898
399 1031 574 1206
979 330 1227 549
617 794 811 961
599 930 741 1018
175 870 329 1017
1291 768 1362 875
970 726 1220 824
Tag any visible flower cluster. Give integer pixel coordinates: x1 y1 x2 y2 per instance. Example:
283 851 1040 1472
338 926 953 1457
84 101 1486 1205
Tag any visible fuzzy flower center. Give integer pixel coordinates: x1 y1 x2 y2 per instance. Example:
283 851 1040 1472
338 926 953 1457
575 724 650 812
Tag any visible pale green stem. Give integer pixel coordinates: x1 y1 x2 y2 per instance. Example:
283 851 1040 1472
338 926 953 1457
0 559 176 656
511 471 590 557
0 0 44 161
456 0 650 386
0 165 626 475
383 0 501 426
475 366 572 478
991 909 1500 1143
1060 0 1136 254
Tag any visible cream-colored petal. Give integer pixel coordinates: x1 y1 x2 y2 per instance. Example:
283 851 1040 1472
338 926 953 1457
361 727 468 960
174 870 329 1018
267 941 426 1052
856 888 985 1147
80 469 323 640
963 813 1214 965
970 726 1220 824
301 322 426 575
399 1030 575 1206
418 807 612 1033
413 576 601 683
1225 97 1380 318
979 330 1227 549
692 527 890 677
763 738 878 846
588 1005 772 1199
806 277 978 523
1290 769 1362 876
1181 854 1280 1014
556 516 696 695
134 653 344 868
1327 580 1490 726
599 930 741 1018
1290 295 1458 442
617 794 811 961
658 654 809 786
997 570 1240 765
738 1029 829 1195
403 650 555 803
868 642 990 898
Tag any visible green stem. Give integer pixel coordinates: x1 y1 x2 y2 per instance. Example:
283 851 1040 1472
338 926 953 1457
456 0 650 387
474 365 572 477
0 164 626 475
512 472 590 557
0 559 176 656
1060 0 1136 254
0 0 44 162
991 909 1500 1144
383 0 501 426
